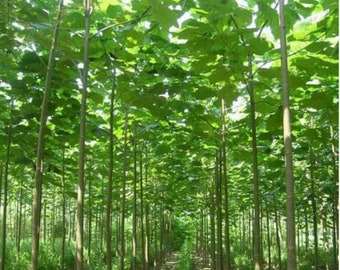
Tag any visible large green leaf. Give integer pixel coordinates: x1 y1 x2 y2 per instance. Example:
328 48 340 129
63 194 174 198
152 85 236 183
149 0 178 30
19 52 47 73
300 91 334 110
106 4 123 18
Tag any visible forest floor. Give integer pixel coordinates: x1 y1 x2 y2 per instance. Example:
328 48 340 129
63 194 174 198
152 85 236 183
160 252 210 270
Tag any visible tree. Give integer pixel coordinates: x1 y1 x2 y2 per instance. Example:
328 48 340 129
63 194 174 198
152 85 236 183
31 1 64 268
0 1 337 269
76 0 90 269
279 0 297 268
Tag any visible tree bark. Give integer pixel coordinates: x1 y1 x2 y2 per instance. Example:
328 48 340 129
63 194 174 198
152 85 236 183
31 1 64 268
248 53 262 270
106 69 116 270
215 155 223 270
120 107 129 270
132 126 138 270
279 1 297 269
76 0 90 268
0 99 13 270
61 145 66 270
221 98 231 269
309 147 319 269
209 177 216 270
329 123 339 268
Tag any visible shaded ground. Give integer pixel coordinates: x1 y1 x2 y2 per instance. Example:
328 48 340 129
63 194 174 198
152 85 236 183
160 252 210 270
160 253 180 270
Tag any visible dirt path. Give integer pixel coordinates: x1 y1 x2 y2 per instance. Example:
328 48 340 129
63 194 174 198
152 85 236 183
192 254 210 270
160 252 180 270
160 252 210 270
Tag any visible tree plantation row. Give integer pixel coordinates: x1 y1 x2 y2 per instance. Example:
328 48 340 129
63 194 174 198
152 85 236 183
0 0 338 270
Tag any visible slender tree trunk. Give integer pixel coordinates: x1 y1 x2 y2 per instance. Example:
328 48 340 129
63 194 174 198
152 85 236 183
106 69 115 270
215 155 223 270
31 2 64 269
265 200 272 270
132 128 138 270
51 194 56 251
139 144 146 270
309 147 319 269
43 203 47 244
144 149 150 270
88 175 93 263
100 176 105 255
274 199 282 270
248 53 262 270
120 107 129 270
209 177 216 270
61 145 66 270
329 123 338 268
153 204 158 269
321 208 330 270
278 1 297 269
16 177 24 254
221 98 231 269
0 99 13 270
76 1 90 269
304 209 309 254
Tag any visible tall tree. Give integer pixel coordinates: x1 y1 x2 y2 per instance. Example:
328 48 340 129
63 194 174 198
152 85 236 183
0 99 13 270
248 53 262 270
106 67 116 270
31 1 64 268
76 0 91 269
278 0 297 269
221 97 231 269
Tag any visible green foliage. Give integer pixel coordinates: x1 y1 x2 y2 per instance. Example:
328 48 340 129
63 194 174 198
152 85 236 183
175 241 194 270
170 217 194 251
0 0 337 269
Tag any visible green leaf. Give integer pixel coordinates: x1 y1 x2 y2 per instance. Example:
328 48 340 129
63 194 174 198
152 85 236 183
266 107 283 132
88 91 104 104
106 4 123 18
300 91 334 110
258 67 281 80
19 52 47 73
193 87 216 100
63 10 84 30
247 37 273 55
149 0 177 29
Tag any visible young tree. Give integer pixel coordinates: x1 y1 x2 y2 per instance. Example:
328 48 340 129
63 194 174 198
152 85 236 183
0 100 13 270
31 1 64 268
278 0 297 269
76 0 91 269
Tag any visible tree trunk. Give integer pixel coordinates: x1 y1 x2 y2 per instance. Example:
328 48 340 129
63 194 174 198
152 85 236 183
265 200 272 270
87 174 93 263
132 127 138 270
209 177 216 270
221 97 231 269
215 154 223 270
278 1 297 269
329 123 338 268
120 107 129 270
144 147 150 269
304 209 309 254
309 147 319 269
0 99 13 270
248 53 262 270
16 177 24 254
106 69 116 270
274 199 282 270
76 0 90 268
31 1 64 268
61 145 66 270
139 143 146 269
